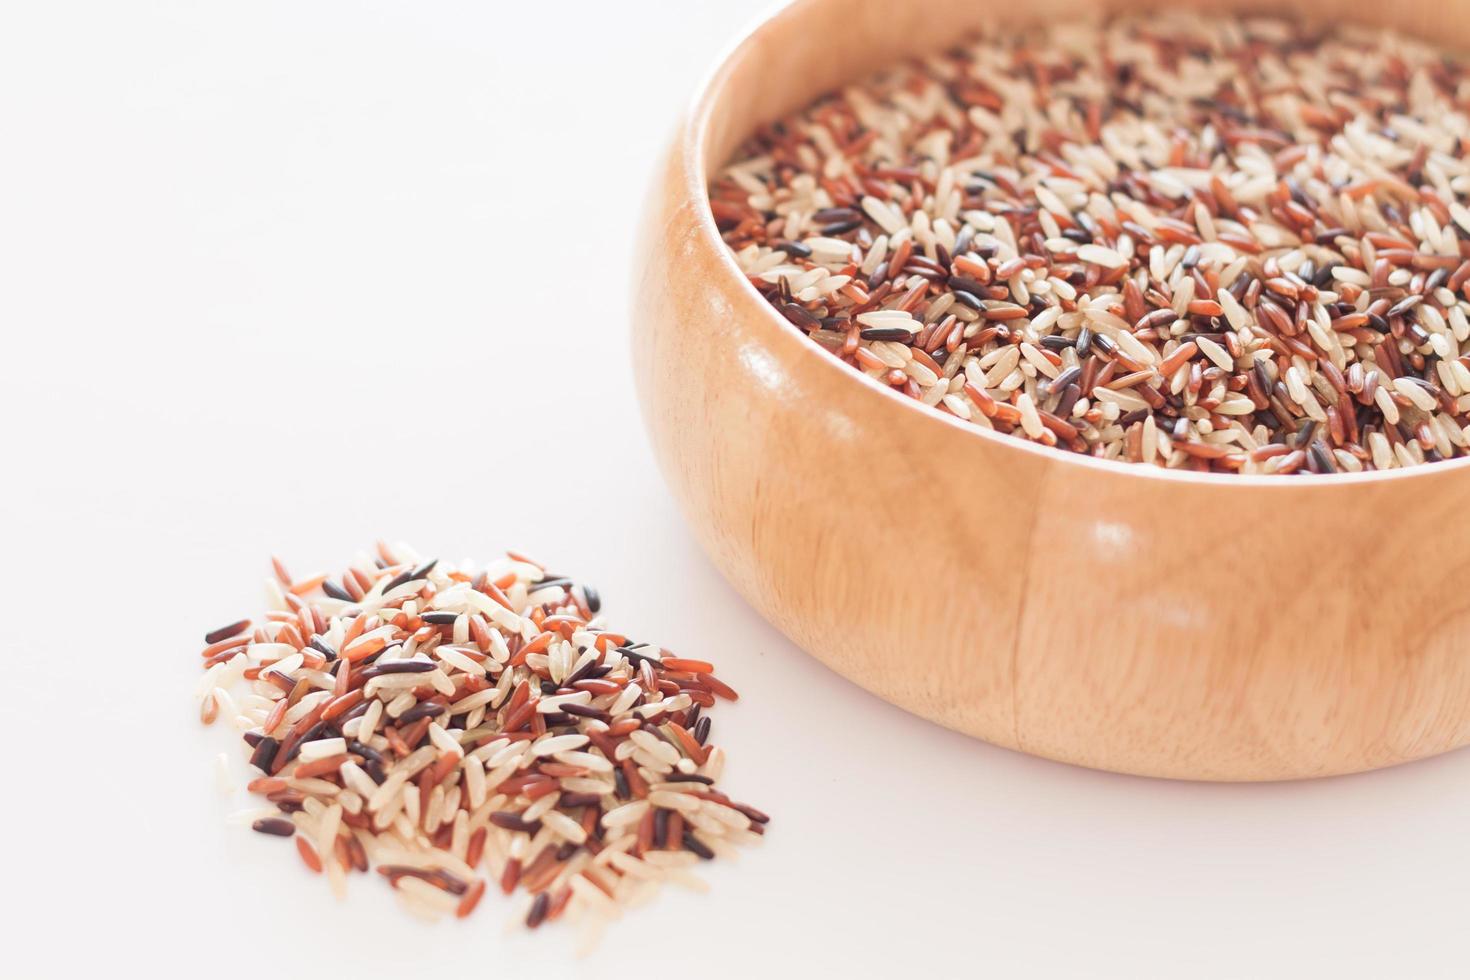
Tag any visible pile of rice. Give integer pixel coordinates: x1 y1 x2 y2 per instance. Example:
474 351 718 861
196 543 766 947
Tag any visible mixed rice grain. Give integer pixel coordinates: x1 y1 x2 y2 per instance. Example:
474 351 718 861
711 14 1470 474
197 544 766 934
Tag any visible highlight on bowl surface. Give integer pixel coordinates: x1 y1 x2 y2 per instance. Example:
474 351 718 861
710 13 1470 475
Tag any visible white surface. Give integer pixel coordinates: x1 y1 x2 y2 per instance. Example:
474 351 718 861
5 2 1470 976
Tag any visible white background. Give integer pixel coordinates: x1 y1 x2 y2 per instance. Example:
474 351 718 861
5 1 1470 976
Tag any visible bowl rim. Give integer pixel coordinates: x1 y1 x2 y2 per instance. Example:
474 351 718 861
679 0 1470 490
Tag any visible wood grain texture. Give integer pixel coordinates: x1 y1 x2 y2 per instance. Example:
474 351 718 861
631 0 1470 780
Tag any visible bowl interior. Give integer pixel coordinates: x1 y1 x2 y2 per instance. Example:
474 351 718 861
698 0 1466 176
687 0 1470 489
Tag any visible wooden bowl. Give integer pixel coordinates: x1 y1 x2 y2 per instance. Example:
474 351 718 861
631 0 1470 780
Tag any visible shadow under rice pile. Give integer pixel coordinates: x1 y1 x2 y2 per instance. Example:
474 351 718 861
195 543 766 942
711 13 1470 474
